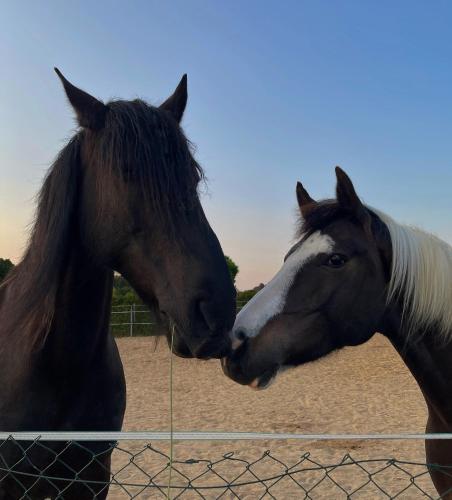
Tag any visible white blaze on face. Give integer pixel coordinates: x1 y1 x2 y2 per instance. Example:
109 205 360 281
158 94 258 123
232 231 334 342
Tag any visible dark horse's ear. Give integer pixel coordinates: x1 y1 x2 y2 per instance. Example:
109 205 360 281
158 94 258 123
296 181 317 218
54 68 107 130
335 166 370 228
159 74 188 123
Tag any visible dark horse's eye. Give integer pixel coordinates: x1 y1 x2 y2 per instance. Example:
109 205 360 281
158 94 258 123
326 254 348 268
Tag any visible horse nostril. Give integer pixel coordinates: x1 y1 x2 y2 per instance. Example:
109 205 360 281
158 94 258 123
231 329 247 350
235 329 247 341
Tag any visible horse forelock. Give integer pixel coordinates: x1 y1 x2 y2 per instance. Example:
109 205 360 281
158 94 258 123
90 99 205 232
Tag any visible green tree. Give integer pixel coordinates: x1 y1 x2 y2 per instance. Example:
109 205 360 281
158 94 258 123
225 255 239 284
111 275 142 306
0 258 14 282
237 283 264 310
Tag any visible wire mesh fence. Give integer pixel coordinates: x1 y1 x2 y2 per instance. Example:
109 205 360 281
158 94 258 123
110 303 248 337
110 304 158 337
1 433 451 499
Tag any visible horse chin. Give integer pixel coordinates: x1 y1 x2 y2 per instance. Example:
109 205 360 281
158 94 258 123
166 327 194 358
167 324 231 360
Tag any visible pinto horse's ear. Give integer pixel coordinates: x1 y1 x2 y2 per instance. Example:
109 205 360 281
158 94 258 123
296 181 317 218
159 74 188 123
335 166 363 211
335 166 371 228
54 68 107 130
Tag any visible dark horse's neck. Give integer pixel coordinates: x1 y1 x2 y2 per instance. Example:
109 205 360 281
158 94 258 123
43 245 114 371
2 245 126 432
0 239 125 431
382 308 452 497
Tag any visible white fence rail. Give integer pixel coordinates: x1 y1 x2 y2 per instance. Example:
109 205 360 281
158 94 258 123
2 432 452 441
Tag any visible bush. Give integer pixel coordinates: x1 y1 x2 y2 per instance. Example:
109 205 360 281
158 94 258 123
0 258 14 282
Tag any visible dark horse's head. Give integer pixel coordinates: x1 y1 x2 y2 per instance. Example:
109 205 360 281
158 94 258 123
223 167 392 387
51 69 235 359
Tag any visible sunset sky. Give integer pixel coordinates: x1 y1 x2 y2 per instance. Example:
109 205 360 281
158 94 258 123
1 0 452 289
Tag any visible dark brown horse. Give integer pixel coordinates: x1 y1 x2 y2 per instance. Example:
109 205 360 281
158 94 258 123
224 167 452 498
0 69 236 499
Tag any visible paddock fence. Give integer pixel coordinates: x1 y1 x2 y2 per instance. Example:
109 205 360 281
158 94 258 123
110 302 248 337
1 432 452 499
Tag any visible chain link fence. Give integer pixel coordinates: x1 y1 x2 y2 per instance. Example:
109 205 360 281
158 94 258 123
1 433 451 499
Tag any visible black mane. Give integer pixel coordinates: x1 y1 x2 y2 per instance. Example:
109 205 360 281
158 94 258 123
0 137 81 364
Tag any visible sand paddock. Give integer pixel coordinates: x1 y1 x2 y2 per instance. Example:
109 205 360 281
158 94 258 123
106 334 439 498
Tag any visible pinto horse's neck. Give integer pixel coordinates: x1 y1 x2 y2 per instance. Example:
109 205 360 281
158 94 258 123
382 309 452 497
383 309 452 424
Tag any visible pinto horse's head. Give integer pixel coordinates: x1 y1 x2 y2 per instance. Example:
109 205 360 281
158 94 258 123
55 69 236 359
223 167 391 388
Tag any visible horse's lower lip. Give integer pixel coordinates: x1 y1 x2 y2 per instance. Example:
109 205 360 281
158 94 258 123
222 355 279 389
249 367 278 390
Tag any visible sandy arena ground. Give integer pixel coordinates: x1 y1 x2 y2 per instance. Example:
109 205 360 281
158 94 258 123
107 334 440 499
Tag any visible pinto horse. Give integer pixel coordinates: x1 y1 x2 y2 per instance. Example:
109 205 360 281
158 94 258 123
224 167 452 498
0 69 236 499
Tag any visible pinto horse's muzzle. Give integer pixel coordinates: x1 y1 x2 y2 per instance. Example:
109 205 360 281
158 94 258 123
221 338 279 389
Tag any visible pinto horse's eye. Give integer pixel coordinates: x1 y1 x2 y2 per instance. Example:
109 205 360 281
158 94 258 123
326 254 348 268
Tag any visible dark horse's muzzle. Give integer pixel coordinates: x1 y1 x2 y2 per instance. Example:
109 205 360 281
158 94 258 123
167 326 232 360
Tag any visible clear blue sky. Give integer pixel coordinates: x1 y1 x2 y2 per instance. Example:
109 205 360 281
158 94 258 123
1 0 451 289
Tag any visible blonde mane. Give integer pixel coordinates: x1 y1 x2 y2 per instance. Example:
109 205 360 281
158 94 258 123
373 208 452 340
